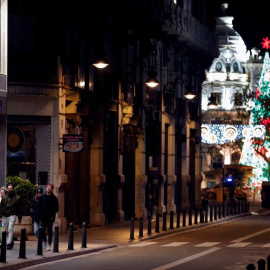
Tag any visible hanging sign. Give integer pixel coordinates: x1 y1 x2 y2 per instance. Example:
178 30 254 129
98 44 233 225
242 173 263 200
62 134 84 153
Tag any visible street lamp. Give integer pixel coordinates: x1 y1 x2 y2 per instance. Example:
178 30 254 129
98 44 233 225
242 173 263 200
184 89 196 100
207 93 217 109
145 68 159 88
92 58 109 69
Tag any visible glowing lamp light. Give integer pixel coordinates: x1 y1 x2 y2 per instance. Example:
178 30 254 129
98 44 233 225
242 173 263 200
184 91 196 100
145 69 159 88
145 77 159 88
207 93 217 109
93 58 109 69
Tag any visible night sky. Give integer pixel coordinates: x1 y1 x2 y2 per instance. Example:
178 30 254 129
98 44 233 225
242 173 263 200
223 1 268 52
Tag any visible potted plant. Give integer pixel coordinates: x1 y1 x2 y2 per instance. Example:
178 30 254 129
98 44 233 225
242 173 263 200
6 176 38 235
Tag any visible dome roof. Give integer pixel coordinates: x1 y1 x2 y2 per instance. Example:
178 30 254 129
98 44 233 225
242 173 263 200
215 4 249 62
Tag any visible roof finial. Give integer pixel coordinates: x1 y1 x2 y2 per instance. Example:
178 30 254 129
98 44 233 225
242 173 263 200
221 2 228 15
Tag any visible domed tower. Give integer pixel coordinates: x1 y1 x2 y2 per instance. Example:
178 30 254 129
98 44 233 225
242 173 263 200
215 2 249 62
200 2 254 189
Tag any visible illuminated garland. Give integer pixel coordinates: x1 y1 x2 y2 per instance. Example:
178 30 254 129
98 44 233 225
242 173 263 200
201 124 265 144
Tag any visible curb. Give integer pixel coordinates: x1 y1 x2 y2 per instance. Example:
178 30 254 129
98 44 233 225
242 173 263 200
0 245 117 270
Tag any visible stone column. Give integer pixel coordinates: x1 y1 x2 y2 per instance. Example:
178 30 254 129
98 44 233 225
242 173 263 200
117 174 125 222
157 174 166 214
90 174 106 226
167 174 177 213
135 175 147 219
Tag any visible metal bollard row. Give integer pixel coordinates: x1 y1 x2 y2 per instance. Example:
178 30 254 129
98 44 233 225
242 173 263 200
128 200 250 240
0 222 90 264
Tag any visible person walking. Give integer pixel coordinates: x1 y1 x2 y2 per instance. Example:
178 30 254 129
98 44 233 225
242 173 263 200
0 186 6 202
0 183 22 250
30 187 47 247
38 184 59 251
0 186 6 244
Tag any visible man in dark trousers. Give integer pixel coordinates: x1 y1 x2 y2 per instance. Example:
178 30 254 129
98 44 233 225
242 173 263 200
38 184 59 251
30 187 47 248
0 183 22 250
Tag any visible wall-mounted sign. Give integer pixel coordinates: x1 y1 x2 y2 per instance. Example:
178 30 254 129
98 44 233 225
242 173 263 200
7 126 25 153
62 134 83 153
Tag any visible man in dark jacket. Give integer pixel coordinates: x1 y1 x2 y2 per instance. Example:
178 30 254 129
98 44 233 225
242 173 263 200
30 187 47 246
0 183 22 250
38 184 59 251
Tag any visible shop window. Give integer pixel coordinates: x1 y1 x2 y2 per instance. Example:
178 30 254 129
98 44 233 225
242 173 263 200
6 118 51 185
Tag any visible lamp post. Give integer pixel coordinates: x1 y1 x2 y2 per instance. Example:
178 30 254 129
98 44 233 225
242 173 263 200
222 164 225 202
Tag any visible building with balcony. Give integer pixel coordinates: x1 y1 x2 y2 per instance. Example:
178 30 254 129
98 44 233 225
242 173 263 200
4 0 220 231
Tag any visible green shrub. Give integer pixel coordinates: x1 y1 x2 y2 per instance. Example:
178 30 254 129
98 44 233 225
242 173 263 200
6 176 38 216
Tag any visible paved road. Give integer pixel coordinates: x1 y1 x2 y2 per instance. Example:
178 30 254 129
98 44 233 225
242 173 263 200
23 210 270 270
0 198 265 269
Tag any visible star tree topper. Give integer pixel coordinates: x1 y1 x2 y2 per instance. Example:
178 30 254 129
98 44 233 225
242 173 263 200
262 37 270 50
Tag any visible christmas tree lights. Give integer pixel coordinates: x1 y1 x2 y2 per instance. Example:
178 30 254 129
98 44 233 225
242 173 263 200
240 47 270 186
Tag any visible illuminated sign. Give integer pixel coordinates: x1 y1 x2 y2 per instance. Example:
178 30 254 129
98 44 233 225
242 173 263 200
62 134 84 153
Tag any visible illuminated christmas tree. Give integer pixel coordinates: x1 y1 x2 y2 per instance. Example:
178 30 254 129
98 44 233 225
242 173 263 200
240 44 270 185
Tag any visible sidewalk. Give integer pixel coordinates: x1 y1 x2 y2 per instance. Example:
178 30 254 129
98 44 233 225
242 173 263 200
0 197 266 270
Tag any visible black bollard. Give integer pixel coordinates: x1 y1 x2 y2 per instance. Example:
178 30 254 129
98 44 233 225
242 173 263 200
226 202 229 216
170 211 174 229
162 212 167 231
214 205 217 220
247 202 250 212
246 263 256 270
200 209 204 223
210 206 213 221
194 209 198 224
18 228 27 259
257 258 266 270
218 205 221 219
81 222 87 248
267 255 270 270
230 201 233 215
155 213 160 233
53 225 59 252
176 210 180 228
139 217 143 238
182 210 186 227
237 201 241 214
188 209 192 226
37 226 44 256
130 218 135 240
241 201 244 213
67 223 74 250
148 215 152 235
0 231 7 263
205 207 208 223
222 202 225 217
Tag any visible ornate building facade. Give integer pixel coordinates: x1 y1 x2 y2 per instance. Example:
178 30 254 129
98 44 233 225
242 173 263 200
201 3 263 189
4 0 220 230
